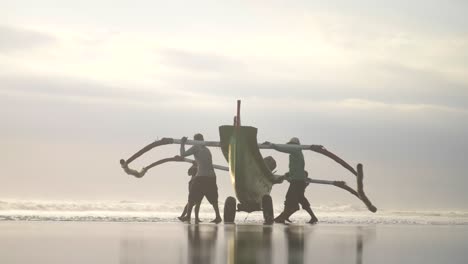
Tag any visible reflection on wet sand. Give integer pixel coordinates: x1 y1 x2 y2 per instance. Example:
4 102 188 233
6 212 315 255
225 225 273 264
285 226 308 264
119 224 373 264
187 225 218 264
355 226 374 264
357 227 363 264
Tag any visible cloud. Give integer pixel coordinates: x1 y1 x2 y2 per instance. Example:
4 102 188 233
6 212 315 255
159 48 245 73
358 61 468 107
1 15 466 111
1 4 467 118
0 25 55 52
158 58 468 111
2 72 466 121
320 98 468 115
265 0 468 35
0 73 234 112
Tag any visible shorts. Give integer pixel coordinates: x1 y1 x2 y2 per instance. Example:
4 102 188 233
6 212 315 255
284 181 310 211
188 177 218 205
188 180 193 192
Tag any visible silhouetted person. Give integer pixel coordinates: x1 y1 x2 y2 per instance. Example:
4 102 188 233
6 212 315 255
284 171 314 223
268 137 319 224
187 225 218 264
178 133 222 223
178 162 202 222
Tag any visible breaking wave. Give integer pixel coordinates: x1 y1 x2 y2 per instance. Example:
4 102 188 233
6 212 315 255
1 199 467 225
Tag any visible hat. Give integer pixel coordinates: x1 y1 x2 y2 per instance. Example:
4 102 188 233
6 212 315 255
287 137 300 145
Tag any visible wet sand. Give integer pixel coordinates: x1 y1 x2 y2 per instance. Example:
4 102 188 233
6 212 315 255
0 222 467 264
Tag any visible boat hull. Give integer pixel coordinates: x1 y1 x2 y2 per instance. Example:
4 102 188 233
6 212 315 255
219 125 275 209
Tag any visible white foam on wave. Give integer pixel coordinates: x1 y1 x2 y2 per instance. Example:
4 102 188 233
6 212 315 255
0 199 186 212
1 199 467 225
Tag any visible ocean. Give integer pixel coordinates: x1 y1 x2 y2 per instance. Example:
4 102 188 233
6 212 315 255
1 199 467 225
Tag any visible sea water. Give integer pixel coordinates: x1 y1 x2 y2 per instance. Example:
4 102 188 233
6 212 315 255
1 199 467 225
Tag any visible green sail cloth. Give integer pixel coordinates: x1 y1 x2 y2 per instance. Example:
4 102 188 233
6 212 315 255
219 125 275 208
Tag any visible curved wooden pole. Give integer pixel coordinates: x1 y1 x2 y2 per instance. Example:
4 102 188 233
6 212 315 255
144 156 188 170
144 157 228 172
331 181 359 197
120 136 376 212
258 143 358 177
309 147 358 176
121 138 221 166
122 138 358 179
120 155 188 178
307 149 377 211
356 164 377 212
120 156 229 178
332 181 377 212
123 138 357 178
304 164 376 212
278 177 376 212
121 138 174 165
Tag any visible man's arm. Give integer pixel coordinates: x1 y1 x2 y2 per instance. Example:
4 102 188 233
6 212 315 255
180 137 198 157
262 141 297 154
181 145 197 157
271 144 297 154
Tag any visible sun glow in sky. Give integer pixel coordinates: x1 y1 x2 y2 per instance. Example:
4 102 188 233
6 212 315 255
1 0 467 209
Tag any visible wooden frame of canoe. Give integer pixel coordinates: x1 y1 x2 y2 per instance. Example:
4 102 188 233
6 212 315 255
120 100 377 224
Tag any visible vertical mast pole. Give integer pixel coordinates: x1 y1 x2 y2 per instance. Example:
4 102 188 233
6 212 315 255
236 100 241 127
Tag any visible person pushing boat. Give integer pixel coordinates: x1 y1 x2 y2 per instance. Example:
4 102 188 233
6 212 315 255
178 162 202 222
177 133 222 224
267 137 319 224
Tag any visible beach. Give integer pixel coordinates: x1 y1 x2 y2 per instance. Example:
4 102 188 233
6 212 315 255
1 221 467 264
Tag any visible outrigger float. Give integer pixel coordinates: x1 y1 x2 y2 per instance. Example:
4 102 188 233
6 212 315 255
120 100 377 224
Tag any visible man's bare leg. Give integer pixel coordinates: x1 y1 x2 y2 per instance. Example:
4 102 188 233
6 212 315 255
178 204 188 221
304 207 318 224
210 203 222 223
180 202 196 223
194 202 202 224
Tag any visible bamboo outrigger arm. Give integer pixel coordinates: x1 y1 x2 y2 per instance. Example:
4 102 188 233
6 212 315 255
122 138 356 177
273 171 376 212
120 138 220 166
119 137 222 177
120 137 377 212
306 178 376 212
258 143 358 176
120 155 228 178
260 143 377 212
121 153 366 204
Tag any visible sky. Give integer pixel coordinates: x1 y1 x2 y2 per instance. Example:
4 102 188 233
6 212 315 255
1 0 467 210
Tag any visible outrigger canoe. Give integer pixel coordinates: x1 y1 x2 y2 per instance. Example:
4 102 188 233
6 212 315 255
120 100 377 224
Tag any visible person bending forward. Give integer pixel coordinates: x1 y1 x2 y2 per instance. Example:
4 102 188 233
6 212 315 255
269 137 319 224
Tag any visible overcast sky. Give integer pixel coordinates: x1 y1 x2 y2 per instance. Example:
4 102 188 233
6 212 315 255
1 0 467 210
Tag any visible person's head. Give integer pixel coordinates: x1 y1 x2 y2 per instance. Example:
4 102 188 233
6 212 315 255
194 133 204 141
287 137 300 145
263 156 277 172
